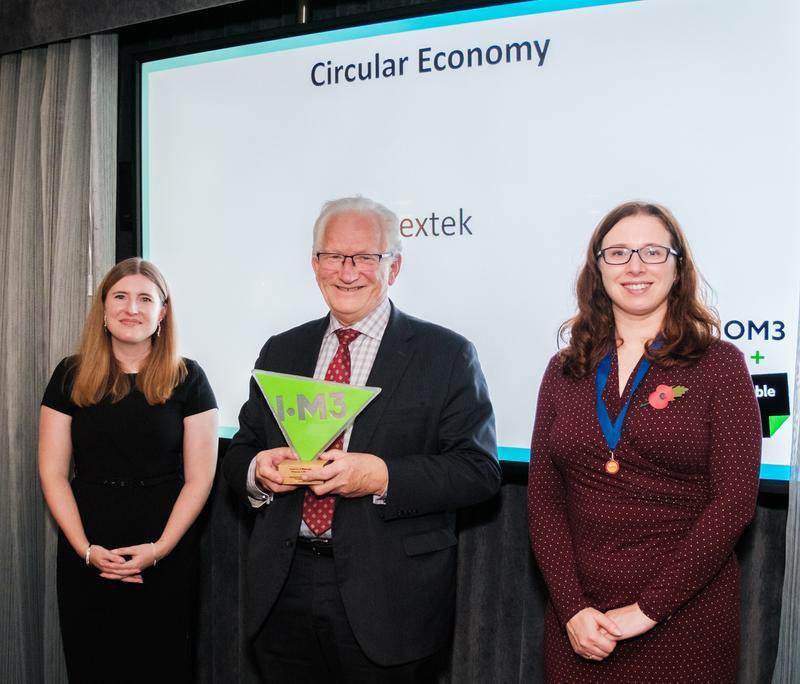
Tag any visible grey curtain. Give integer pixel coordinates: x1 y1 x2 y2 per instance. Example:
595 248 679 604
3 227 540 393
198 470 787 683
772 308 800 684
0 34 117 683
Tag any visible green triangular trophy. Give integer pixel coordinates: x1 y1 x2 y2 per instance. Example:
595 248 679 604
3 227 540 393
252 370 381 485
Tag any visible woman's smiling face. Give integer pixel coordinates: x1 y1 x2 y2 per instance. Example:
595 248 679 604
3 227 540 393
598 213 678 323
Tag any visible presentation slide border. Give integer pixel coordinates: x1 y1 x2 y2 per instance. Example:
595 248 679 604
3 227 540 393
216 426 789 479
141 0 792 483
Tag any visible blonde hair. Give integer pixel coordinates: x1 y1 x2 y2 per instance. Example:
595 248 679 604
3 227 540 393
70 258 186 405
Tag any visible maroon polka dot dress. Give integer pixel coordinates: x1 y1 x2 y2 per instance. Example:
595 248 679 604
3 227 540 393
527 340 762 683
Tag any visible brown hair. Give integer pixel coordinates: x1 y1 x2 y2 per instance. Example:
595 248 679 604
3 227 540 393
559 201 719 380
70 258 186 405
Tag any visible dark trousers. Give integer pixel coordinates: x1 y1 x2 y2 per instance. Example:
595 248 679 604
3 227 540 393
252 542 445 683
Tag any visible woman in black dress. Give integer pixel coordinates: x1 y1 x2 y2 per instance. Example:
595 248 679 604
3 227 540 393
39 258 218 683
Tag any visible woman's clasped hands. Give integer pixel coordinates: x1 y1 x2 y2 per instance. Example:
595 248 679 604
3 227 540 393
566 603 657 661
86 542 160 584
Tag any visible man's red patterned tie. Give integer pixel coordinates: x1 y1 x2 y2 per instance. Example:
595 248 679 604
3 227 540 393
301 328 361 536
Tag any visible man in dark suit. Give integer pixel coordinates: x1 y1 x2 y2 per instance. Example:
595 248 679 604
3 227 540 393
224 196 500 682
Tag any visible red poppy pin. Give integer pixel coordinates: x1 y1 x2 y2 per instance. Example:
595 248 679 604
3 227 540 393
644 384 688 409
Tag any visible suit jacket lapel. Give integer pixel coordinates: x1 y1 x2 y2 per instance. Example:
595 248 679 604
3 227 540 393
348 304 414 453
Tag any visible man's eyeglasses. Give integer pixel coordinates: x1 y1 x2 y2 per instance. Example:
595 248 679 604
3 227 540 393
315 252 394 270
596 244 679 265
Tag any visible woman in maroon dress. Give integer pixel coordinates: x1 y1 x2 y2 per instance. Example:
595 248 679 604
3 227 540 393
527 202 761 682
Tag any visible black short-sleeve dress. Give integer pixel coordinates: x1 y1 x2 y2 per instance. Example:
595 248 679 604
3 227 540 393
42 357 216 683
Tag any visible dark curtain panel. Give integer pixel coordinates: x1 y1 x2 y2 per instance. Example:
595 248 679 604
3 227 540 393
0 0 245 54
198 460 787 683
3 0 504 56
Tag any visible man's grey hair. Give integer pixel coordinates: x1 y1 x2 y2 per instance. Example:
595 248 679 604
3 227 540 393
312 196 403 257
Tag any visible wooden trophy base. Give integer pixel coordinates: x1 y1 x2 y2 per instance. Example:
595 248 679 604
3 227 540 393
278 459 326 486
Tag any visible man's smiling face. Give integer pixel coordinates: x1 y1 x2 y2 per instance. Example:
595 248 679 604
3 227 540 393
312 210 401 325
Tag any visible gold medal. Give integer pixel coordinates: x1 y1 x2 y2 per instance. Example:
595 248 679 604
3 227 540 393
604 453 620 475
